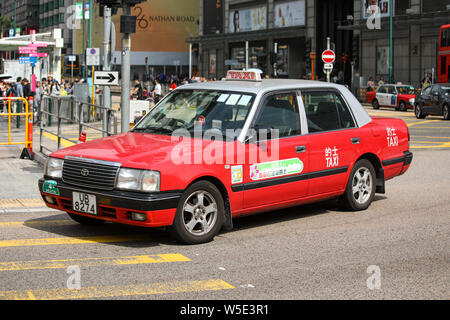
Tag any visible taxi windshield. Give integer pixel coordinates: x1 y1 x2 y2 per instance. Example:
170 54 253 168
133 89 255 138
397 86 415 95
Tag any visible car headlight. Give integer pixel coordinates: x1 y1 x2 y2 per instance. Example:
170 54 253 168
44 157 64 179
116 168 160 192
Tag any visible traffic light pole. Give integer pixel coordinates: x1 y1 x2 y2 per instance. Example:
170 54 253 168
121 3 131 133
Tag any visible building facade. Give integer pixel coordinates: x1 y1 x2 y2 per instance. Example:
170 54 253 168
39 0 74 55
349 0 450 88
190 0 450 88
1 0 40 34
190 0 354 81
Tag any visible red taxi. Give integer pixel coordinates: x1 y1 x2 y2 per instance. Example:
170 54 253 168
39 71 413 244
366 84 416 111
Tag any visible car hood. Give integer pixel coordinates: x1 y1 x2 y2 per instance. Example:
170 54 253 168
51 132 200 170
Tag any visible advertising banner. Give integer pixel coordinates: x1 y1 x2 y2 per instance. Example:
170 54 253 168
112 0 199 52
362 0 392 19
274 1 306 28
229 6 267 33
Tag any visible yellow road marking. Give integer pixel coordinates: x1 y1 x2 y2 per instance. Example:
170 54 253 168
411 136 450 139
0 220 72 228
0 234 153 248
407 120 440 127
42 132 76 148
411 141 450 149
0 279 234 300
0 253 191 271
412 126 450 129
0 198 45 208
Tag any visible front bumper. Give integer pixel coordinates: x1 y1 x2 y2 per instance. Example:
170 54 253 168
38 178 181 227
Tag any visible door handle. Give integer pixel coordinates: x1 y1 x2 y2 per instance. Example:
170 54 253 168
351 137 360 144
296 145 306 153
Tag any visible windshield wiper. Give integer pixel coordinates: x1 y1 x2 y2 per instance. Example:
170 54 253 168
133 126 174 135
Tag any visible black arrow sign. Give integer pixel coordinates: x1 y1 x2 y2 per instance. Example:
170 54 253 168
96 73 116 83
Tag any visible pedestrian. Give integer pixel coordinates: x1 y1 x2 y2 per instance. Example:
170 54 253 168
50 80 60 96
131 79 143 100
14 77 24 98
152 79 162 103
169 79 177 91
378 76 385 86
367 77 375 92
34 81 42 114
22 79 32 99
422 76 431 89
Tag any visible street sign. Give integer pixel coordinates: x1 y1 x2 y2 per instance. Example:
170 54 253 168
322 49 336 64
68 55 77 62
86 48 100 66
94 71 119 86
324 63 333 70
9 29 14 37
19 57 38 65
29 53 48 58
19 47 37 55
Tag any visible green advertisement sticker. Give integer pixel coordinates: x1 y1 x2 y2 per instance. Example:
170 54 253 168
43 180 60 196
250 158 304 181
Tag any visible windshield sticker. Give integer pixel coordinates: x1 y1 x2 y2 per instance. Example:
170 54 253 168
325 146 339 168
217 94 229 102
250 158 303 181
237 95 252 106
386 127 398 147
226 94 241 105
43 180 60 196
231 165 243 184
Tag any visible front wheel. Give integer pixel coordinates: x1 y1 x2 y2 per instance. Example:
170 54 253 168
399 101 407 112
372 99 380 110
443 104 450 120
169 181 224 244
339 159 376 211
415 104 426 119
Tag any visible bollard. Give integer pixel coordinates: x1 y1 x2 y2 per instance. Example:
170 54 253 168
79 131 87 143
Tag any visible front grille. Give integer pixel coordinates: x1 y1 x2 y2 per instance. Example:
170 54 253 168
62 157 120 190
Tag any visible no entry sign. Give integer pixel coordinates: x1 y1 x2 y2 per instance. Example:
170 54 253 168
322 49 335 64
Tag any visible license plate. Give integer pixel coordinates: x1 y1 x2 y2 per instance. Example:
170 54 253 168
72 192 97 215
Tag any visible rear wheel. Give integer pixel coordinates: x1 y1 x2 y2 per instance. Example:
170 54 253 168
339 159 376 211
67 212 105 225
372 99 380 110
415 103 426 119
443 104 450 120
169 181 224 244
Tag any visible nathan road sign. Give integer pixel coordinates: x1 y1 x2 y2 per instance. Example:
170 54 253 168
322 49 336 64
94 71 119 86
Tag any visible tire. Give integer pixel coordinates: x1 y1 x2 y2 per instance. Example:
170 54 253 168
415 103 426 119
67 212 105 225
399 101 407 112
443 104 450 120
372 99 380 110
339 159 376 211
169 181 224 244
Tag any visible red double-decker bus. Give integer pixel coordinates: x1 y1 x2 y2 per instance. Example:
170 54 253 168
438 24 450 83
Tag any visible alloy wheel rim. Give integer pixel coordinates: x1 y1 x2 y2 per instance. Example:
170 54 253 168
352 167 373 204
182 191 218 236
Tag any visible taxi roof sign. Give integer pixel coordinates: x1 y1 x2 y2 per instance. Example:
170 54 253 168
226 70 262 82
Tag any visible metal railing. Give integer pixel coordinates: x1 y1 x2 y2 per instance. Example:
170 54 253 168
39 95 118 155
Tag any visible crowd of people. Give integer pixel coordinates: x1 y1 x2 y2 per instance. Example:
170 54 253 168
0 75 80 114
